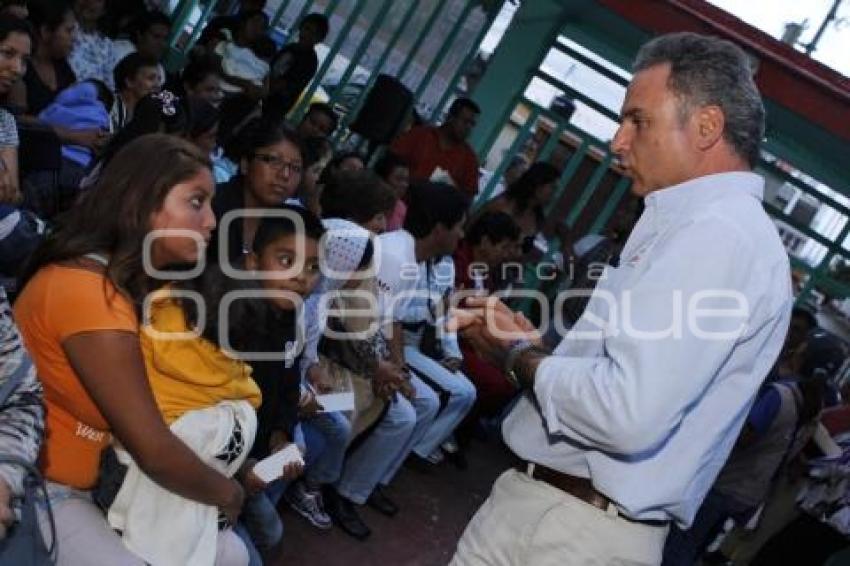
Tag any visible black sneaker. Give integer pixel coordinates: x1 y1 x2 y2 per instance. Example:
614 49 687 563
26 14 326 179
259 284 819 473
323 486 371 540
366 486 399 517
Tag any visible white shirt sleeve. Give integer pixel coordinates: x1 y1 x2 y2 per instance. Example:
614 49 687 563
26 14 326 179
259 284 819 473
532 218 773 456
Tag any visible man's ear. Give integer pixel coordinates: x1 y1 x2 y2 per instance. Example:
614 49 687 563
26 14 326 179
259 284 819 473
694 105 725 151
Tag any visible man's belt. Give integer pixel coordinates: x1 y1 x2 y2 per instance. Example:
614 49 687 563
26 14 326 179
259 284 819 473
515 461 668 527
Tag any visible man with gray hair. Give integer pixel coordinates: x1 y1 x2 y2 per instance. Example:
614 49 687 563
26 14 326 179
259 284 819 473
449 32 792 565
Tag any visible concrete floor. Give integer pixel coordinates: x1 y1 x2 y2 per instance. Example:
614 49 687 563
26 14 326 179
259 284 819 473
269 438 514 566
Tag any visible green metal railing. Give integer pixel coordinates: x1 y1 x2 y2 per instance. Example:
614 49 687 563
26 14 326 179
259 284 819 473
324 0 395 111
477 35 850 312
330 0 420 146
411 2 477 103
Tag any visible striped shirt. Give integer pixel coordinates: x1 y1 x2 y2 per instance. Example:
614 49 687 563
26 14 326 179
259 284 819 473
0 287 45 495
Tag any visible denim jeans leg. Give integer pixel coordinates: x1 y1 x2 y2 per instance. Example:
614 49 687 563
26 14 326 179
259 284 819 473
404 346 477 458
238 491 284 556
335 394 420 504
379 374 440 485
302 411 352 485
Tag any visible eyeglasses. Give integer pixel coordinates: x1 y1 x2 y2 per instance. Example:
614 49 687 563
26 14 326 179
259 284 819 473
253 153 303 175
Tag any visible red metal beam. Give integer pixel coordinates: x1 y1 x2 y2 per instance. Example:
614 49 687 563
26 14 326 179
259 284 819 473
596 0 850 142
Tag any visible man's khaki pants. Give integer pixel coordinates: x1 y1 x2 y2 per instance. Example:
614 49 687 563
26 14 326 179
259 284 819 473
451 468 668 566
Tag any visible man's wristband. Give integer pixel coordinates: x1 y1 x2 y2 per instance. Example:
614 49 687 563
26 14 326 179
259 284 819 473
503 339 535 388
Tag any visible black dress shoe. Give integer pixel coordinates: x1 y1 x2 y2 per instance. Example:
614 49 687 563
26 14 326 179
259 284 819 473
366 486 399 517
323 487 371 540
403 453 437 474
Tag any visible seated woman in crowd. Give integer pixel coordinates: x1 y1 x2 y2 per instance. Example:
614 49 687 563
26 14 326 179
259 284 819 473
179 54 224 108
0 14 28 208
475 161 559 255
211 121 304 263
69 0 118 91
8 0 77 116
15 134 247 564
80 89 186 189
110 9 169 88
105 259 265 565
109 52 160 131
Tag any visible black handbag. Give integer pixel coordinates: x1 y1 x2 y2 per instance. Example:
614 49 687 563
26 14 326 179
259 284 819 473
0 357 56 565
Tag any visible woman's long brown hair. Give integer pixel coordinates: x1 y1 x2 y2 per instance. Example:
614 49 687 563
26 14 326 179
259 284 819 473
20 134 212 310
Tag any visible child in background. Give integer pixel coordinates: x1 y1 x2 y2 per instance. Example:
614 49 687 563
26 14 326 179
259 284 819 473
237 207 330 563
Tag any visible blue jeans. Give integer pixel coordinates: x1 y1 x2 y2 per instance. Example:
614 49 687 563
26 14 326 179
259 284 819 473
336 374 439 503
301 411 351 485
404 346 477 458
237 482 285 566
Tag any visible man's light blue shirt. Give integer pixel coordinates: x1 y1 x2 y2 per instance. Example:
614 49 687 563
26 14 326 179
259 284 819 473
503 171 793 528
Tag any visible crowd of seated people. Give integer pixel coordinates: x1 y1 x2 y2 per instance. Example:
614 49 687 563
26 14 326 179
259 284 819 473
1 2 848 566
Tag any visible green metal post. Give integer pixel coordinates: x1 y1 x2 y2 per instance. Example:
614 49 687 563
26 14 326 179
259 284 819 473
587 175 630 235
430 1 506 122
168 0 200 47
564 153 614 228
478 92 520 163
474 106 541 210
183 0 222 55
270 0 293 30
396 0 449 80
537 121 568 162
290 0 350 121
326 0 394 111
332 0 419 146
412 2 477 103
799 214 850 305
545 139 591 216
469 0 569 155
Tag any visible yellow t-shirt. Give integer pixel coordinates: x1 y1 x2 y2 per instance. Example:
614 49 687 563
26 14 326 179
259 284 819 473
140 297 261 424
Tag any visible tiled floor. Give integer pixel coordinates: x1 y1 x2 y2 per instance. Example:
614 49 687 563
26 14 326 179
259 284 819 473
269 438 514 566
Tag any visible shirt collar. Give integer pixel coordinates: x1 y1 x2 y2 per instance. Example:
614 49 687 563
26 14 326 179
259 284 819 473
644 172 764 218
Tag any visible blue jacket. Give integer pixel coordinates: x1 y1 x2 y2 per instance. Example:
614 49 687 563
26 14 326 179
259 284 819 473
38 81 108 167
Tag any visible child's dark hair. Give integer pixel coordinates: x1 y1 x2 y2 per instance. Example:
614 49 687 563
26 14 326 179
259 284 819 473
373 152 408 180
300 12 329 41
466 211 520 246
404 182 469 238
128 9 170 43
252 204 326 255
114 52 159 92
182 54 222 90
305 102 338 131
28 0 71 34
318 151 365 185
320 170 396 224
